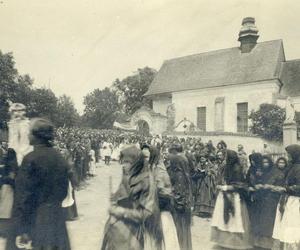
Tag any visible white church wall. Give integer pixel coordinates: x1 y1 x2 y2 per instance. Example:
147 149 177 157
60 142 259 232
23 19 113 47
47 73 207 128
172 80 280 133
152 95 172 115
292 96 300 111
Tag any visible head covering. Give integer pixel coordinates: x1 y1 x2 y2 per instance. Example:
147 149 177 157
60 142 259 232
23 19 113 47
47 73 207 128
217 140 227 149
224 150 243 184
275 157 289 174
286 144 300 164
249 153 263 168
262 155 273 171
169 143 183 153
120 145 142 165
30 118 54 143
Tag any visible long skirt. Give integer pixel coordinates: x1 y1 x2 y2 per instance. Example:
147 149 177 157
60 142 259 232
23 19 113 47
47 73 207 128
273 195 300 250
193 177 216 217
101 216 142 250
160 211 180 250
172 210 192 250
210 191 252 249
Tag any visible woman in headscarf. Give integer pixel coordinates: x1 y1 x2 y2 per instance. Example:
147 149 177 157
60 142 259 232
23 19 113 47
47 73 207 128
192 154 217 218
247 152 263 187
273 144 300 250
251 155 286 249
211 150 252 249
101 145 162 250
143 144 180 250
167 143 193 250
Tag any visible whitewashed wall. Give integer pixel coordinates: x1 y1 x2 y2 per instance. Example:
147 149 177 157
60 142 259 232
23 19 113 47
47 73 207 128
292 96 300 111
152 95 172 115
172 80 281 133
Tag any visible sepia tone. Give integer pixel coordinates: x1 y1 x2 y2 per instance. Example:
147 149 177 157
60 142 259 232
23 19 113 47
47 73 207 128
0 1 300 250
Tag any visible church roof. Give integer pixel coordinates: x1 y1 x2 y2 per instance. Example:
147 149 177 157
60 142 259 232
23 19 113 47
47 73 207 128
145 40 285 96
280 59 300 97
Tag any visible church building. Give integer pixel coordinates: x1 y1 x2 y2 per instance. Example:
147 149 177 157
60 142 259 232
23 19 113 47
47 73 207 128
132 17 300 137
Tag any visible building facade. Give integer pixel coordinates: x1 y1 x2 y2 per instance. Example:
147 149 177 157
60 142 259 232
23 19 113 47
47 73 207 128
132 17 300 136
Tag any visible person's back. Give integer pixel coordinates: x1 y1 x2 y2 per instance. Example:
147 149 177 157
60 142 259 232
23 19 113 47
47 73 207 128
20 145 69 205
11 118 70 250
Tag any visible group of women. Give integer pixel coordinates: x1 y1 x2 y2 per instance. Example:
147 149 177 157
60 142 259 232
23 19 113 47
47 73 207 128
211 145 300 250
101 144 184 250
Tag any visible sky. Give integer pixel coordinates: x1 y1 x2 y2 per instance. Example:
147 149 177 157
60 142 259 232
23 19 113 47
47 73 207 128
1 0 300 113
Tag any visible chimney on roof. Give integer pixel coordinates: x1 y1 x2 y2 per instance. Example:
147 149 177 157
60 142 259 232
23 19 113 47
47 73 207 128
238 17 259 53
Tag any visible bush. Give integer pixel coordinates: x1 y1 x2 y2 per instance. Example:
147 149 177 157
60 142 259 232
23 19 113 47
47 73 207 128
249 103 285 141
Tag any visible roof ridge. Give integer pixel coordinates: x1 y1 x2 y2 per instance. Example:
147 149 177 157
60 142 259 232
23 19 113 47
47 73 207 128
164 39 283 63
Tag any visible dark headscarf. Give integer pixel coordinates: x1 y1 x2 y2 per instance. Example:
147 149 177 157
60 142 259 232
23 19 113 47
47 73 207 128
247 153 263 185
286 144 300 164
275 157 289 176
224 150 242 184
249 153 263 169
30 118 54 146
217 140 227 150
260 155 273 175
141 144 160 168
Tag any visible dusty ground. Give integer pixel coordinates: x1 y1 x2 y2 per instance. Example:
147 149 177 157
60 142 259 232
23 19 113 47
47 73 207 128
0 161 215 250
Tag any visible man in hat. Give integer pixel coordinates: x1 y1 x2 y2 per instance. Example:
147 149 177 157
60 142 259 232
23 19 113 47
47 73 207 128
167 143 193 250
10 118 71 250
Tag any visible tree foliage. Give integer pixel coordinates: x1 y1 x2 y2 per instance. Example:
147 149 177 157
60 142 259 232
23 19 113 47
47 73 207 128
113 67 157 115
55 95 80 127
249 103 286 141
0 51 79 128
83 87 120 129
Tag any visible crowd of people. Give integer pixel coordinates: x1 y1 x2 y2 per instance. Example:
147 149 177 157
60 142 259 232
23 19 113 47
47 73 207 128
100 135 300 250
0 124 299 250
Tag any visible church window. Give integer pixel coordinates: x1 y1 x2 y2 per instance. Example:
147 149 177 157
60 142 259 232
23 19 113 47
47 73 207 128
197 107 206 132
237 102 248 133
215 97 225 131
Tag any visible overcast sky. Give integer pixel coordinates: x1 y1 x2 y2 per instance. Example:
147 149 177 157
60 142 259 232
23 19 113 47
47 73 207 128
1 0 300 113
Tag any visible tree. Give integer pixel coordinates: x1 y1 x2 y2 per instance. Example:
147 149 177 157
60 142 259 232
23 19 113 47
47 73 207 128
83 87 120 129
0 51 33 128
55 95 80 127
113 67 157 115
249 103 286 141
27 88 59 123
0 50 81 129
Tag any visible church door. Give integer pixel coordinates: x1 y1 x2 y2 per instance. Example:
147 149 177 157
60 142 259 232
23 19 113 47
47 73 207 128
137 120 150 136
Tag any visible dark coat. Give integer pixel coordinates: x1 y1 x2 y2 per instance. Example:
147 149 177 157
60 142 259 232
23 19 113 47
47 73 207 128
167 153 192 212
167 153 193 250
12 144 70 250
251 167 285 238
